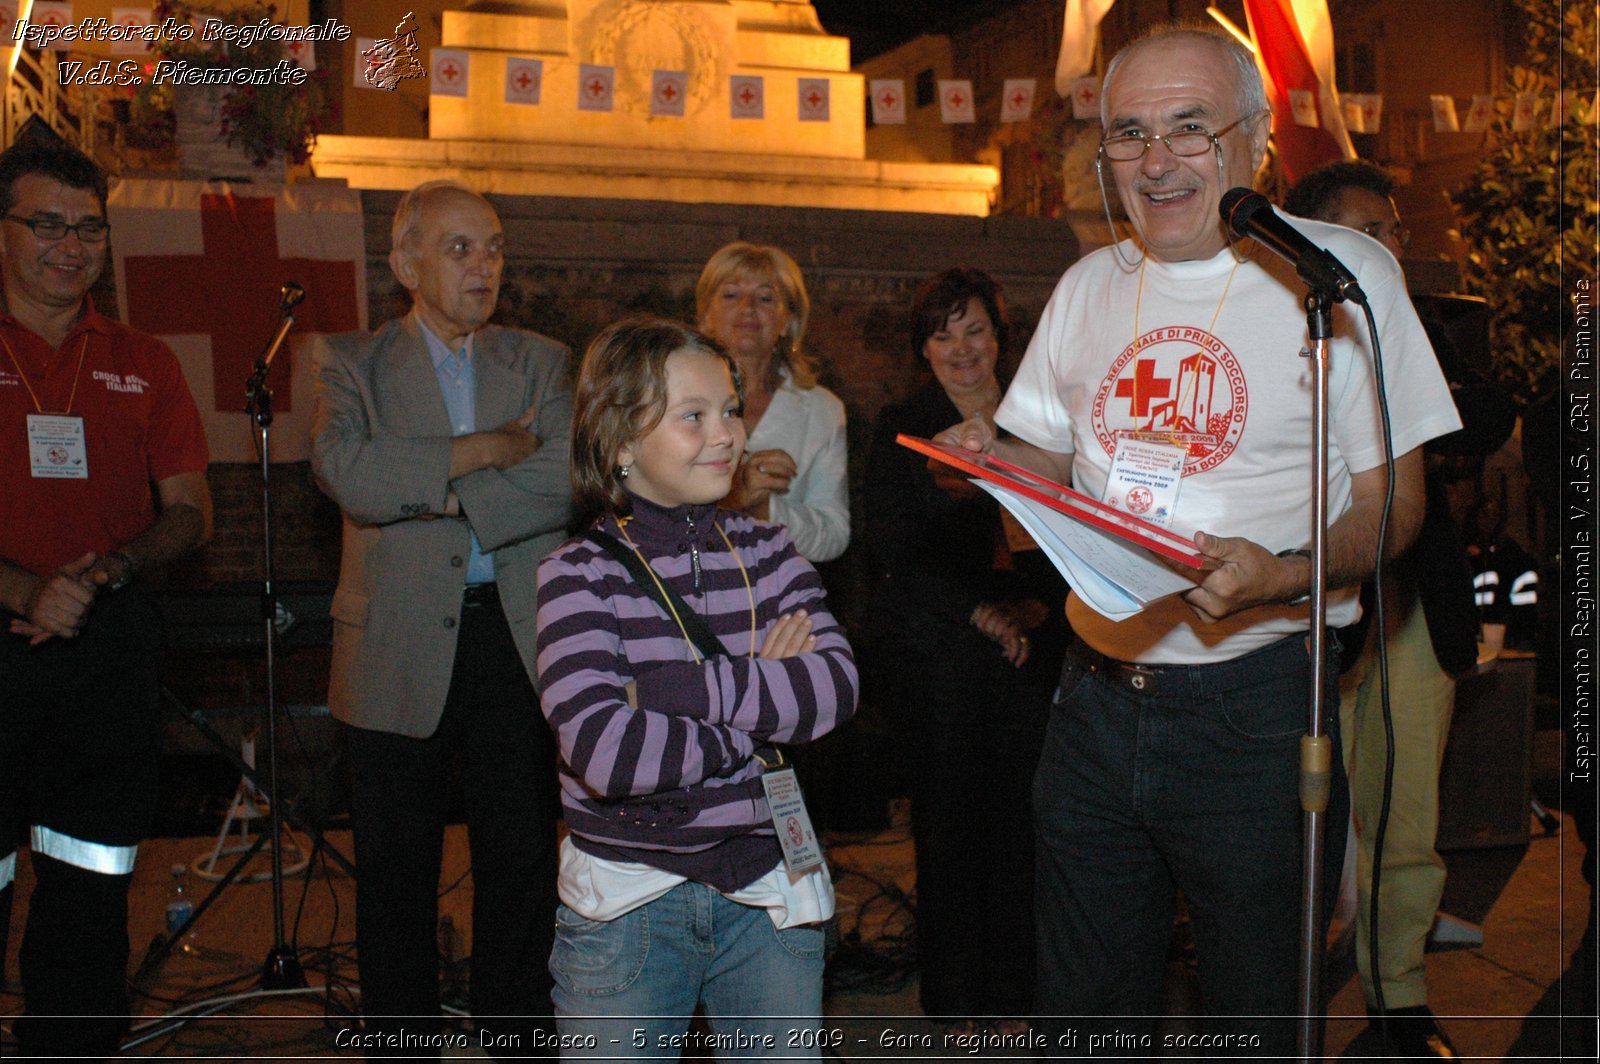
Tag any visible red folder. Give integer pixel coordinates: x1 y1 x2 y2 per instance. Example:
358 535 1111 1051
896 434 1209 570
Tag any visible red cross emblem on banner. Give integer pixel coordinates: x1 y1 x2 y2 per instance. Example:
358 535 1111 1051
588 79 606 98
516 70 534 91
1076 86 1096 108
121 195 360 413
806 90 823 109
879 89 897 108
739 86 756 105
1011 90 1027 109
440 61 461 84
659 81 678 102
946 90 966 108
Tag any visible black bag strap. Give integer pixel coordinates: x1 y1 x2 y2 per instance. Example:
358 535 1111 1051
584 529 730 661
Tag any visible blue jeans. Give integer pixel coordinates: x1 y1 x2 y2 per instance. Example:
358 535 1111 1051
550 880 826 1061
1033 633 1346 1058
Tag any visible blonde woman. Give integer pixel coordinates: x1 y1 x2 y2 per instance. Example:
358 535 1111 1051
695 242 849 562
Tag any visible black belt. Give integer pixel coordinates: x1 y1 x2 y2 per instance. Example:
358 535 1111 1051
1074 645 1173 696
462 583 499 607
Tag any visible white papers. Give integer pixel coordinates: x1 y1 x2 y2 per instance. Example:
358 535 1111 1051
975 481 1201 622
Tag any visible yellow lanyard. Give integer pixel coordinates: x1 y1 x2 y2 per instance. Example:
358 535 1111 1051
1 332 90 415
616 518 757 664
1129 256 1240 448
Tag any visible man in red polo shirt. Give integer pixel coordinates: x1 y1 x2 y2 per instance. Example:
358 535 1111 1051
0 138 211 1059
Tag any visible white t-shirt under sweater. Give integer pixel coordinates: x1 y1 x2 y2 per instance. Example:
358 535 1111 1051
997 222 1460 666
748 369 850 563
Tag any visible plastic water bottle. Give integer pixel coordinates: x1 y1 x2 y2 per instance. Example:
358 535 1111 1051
165 864 198 954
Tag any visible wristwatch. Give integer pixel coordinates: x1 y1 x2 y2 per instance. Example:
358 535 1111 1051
1277 548 1313 606
105 550 138 592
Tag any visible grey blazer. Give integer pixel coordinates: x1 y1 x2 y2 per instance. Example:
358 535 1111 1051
310 316 575 738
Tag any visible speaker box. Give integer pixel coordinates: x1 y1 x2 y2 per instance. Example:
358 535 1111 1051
1437 658 1535 851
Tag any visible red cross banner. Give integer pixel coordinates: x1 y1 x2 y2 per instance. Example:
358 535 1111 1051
579 64 615 113
651 70 687 117
938 80 975 124
506 56 543 106
1242 0 1354 182
284 38 314 72
870 79 906 125
30 2 74 50
107 179 368 463
1462 94 1494 133
1000 78 1036 123
730 75 764 120
1430 95 1461 133
354 37 380 89
110 7 152 55
431 48 469 98
1069 76 1099 121
1512 94 1540 132
797 78 830 122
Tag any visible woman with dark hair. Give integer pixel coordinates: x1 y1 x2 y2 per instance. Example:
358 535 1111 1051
864 269 1067 1033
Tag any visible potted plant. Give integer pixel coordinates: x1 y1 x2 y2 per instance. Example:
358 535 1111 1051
129 0 337 175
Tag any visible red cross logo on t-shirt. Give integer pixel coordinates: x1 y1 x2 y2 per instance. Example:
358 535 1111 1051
1113 358 1173 419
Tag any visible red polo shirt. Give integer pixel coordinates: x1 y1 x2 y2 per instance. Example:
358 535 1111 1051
0 298 208 576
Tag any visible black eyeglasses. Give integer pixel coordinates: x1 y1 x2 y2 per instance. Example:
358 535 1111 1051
1098 113 1260 162
1360 220 1412 250
3 214 111 242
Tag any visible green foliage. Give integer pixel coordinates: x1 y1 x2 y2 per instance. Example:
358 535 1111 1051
1448 0 1597 404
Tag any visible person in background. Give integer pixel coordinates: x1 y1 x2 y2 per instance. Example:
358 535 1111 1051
1290 159 1518 1060
937 25 1460 1054
310 180 572 1056
696 242 849 563
0 137 213 1059
865 268 1068 1034
535 318 857 1056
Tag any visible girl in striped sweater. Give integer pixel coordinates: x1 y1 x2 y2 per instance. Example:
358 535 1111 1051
535 318 858 1057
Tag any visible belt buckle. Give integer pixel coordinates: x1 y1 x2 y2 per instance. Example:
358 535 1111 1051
1118 662 1158 695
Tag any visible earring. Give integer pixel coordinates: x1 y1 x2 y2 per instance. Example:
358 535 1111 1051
617 464 630 479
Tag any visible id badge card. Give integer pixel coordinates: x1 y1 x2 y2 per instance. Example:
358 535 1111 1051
26 414 88 479
761 765 824 874
1102 434 1185 526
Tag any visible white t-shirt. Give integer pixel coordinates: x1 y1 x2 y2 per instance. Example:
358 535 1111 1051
749 370 850 563
997 224 1460 665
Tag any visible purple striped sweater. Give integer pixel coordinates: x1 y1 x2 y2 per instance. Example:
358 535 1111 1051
535 494 858 892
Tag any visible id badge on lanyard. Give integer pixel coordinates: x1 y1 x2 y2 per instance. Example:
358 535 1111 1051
1102 434 1186 527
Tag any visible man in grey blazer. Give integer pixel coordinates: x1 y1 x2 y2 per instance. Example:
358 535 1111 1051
311 180 573 1056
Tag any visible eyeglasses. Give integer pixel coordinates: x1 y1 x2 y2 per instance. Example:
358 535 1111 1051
1098 114 1259 162
3 214 111 242
1360 220 1411 250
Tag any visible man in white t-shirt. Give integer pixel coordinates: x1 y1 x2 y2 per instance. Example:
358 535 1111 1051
936 25 1459 1056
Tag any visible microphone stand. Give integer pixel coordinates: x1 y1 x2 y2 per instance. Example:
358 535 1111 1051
242 283 307 991
1296 287 1336 1061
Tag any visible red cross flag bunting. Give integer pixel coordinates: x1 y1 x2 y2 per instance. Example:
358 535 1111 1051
506 56 543 106
1462 94 1494 133
284 38 315 72
1069 76 1100 121
869 79 905 125
107 180 368 463
730 75 764 120
430 48 469 98
938 79 975 124
1430 95 1461 133
31 1 74 50
110 7 152 55
579 63 615 113
1287 88 1319 127
652 70 687 117
1000 78 1036 123
1512 94 1540 132
797 78 830 122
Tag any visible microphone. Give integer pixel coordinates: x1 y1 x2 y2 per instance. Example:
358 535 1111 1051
279 281 306 314
1219 188 1366 305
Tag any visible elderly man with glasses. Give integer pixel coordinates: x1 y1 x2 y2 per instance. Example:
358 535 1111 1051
0 137 212 1059
937 24 1459 1055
